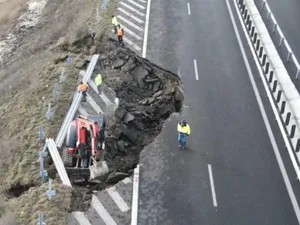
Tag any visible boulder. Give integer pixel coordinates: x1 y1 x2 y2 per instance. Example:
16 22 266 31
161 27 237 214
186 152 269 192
153 82 161 92
174 88 184 102
132 66 148 79
147 97 155 104
124 112 135 123
106 172 128 183
121 124 139 143
122 62 136 72
117 140 125 152
153 90 164 98
99 53 107 60
113 58 125 69
115 107 127 120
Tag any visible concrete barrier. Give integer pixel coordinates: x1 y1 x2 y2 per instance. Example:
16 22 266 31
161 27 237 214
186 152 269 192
236 0 300 179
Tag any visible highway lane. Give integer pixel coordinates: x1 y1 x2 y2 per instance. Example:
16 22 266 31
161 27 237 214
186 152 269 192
138 0 299 224
260 0 300 61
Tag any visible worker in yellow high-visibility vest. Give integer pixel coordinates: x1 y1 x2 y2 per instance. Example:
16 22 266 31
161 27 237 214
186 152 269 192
111 15 118 34
95 73 103 96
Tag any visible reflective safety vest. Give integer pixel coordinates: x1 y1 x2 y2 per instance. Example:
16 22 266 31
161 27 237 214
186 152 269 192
112 17 118 25
77 83 88 91
117 27 123 36
95 74 102 86
177 123 191 135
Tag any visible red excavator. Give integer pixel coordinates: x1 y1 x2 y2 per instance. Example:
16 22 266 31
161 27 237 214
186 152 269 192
62 114 109 180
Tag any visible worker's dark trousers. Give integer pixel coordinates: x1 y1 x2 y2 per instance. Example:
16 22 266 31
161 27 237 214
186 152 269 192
118 35 123 43
113 25 117 34
82 90 87 101
97 84 102 95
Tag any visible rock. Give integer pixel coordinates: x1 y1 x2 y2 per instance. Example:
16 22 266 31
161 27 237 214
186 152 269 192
124 142 129 147
131 66 148 79
75 60 86 69
73 178 86 184
115 107 127 120
153 90 164 98
121 125 139 143
111 128 121 138
153 82 161 92
123 112 135 123
147 97 155 104
54 54 68 64
139 99 148 105
117 140 125 152
174 88 184 102
145 78 160 83
142 64 152 72
113 58 125 69
137 77 145 89
122 62 136 72
89 46 97 55
106 172 128 183
48 65 55 71
99 53 107 60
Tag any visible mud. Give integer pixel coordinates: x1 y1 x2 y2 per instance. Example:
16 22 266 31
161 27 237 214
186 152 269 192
55 36 183 211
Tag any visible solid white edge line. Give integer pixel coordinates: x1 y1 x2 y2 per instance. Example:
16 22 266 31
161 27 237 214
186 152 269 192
142 0 151 58
227 0 300 223
73 212 91 225
106 187 130 212
92 195 117 225
208 164 218 207
193 59 199 80
187 2 191 15
131 164 140 225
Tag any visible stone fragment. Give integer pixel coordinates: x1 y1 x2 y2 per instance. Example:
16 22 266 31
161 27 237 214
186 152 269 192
113 58 125 69
106 172 128 183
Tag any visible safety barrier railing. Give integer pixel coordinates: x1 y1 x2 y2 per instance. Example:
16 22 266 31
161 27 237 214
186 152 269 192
254 0 300 79
235 0 300 179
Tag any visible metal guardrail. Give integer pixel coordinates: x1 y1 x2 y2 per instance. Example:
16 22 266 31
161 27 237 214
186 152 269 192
55 54 100 148
255 0 300 79
236 0 300 179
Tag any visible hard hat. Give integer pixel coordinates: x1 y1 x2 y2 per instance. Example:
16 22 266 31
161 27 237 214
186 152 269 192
181 120 186 126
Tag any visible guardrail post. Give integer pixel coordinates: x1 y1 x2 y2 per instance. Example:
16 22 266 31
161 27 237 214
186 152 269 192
266 12 271 21
251 26 255 37
259 46 263 58
38 125 45 142
244 9 248 19
256 39 260 51
59 68 66 84
261 1 266 10
269 71 274 83
296 69 300 79
46 103 53 121
248 20 252 31
254 33 258 43
279 36 284 46
280 101 286 114
37 212 46 225
272 24 277 33
276 90 282 102
287 52 292 62
262 54 267 66
290 125 296 138
272 80 277 92
265 62 270 74
285 112 291 125
296 139 300 152
46 179 56 200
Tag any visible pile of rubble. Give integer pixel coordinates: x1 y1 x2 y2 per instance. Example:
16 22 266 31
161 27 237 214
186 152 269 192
91 38 183 184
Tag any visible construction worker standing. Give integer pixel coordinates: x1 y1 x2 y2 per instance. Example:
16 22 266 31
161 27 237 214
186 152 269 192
95 73 103 96
112 15 118 34
77 81 88 102
177 120 191 149
117 24 124 44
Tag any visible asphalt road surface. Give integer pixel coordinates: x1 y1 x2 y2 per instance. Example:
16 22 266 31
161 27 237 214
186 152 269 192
138 0 300 224
262 0 300 61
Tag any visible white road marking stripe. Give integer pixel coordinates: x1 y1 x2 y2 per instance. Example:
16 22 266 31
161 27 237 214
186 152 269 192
208 164 218 207
193 59 199 80
136 0 146 4
117 15 143 32
187 3 191 15
78 105 88 116
126 0 145 9
92 195 117 225
123 177 132 184
118 25 142 40
123 36 142 51
86 94 104 114
88 79 113 105
228 0 300 223
106 187 130 212
118 7 144 24
120 2 145 16
142 0 151 57
131 165 140 225
73 212 91 225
